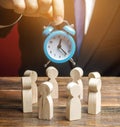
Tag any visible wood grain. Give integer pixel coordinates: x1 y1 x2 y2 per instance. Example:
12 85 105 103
0 77 120 127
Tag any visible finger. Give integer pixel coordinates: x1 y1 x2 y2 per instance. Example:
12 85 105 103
38 0 53 17
24 0 38 14
22 0 52 18
13 0 26 14
38 0 52 6
0 0 13 9
52 0 64 25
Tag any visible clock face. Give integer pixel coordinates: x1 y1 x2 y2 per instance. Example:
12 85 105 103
44 31 76 63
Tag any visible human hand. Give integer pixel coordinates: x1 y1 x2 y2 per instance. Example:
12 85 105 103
0 0 64 25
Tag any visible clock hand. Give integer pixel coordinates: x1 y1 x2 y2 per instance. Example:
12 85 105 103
57 39 62 48
57 39 76 65
57 39 67 56
59 47 67 56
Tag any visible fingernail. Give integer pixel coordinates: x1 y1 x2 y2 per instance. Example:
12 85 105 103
54 16 63 25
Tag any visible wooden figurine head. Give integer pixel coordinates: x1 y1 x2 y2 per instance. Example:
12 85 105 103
46 66 58 79
24 70 38 82
67 82 81 97
88 72 101 80
89 78 102 92
39 81 53 96
70 67 83 81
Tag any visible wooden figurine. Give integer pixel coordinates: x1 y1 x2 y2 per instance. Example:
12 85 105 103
21 77 32 113
66 82 81 121
70 67 83 100
38 81 53 120
24 70 38 104
88 72 101 79
88 78 102 114
46 66 59 99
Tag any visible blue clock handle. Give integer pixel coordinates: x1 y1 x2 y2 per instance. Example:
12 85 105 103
43 26 54 36
63 25 76 36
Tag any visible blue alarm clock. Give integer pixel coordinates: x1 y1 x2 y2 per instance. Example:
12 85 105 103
43 21 76 67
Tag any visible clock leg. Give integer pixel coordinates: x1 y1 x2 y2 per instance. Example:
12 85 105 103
44 61 51 68
70 58 76 66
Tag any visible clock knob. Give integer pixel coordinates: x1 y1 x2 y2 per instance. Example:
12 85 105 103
43 26 54 36
63 25 76 36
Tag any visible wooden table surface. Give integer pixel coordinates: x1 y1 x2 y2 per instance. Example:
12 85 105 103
0 77 120 127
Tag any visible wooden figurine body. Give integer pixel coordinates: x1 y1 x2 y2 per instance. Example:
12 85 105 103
70 67 83 100
66 82 81 121
38 81 53 120
88 78 102 114
21 77 32 113
46 66 58 99
24 70 38 104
